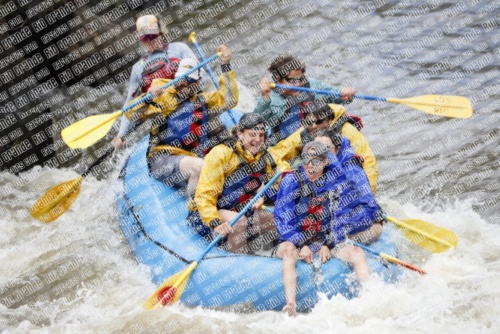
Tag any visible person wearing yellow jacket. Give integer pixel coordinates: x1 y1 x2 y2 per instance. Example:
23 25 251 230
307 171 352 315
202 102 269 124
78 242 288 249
189 113 289 253
271 101 378 193
123 45 238 197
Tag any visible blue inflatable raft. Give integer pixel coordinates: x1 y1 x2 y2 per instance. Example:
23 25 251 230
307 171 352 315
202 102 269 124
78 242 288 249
116 113 400 313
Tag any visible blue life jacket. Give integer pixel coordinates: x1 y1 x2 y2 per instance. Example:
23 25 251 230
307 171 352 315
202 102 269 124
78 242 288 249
270 87 315 144
156 97 209 158
275 161 346 251
273 103 303 142
332 139 381 242
218 140 276 212
288 168 336 251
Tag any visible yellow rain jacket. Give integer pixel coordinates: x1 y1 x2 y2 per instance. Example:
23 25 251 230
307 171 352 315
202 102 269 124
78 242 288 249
123 70 238 156
191 140 289 228
266 104 378 193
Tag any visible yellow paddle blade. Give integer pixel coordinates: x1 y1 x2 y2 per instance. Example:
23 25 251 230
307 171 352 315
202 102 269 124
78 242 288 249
188 31 197 43
31 177 83 223
387 217 458 253
62 111 122 149
387 95 472 119
143 261 197 310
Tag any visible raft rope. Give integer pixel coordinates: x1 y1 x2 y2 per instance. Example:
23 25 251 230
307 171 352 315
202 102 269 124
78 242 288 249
122 193 191 264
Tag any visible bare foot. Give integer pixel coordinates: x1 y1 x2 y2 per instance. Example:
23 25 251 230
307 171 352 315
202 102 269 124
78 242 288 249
282 302 297 317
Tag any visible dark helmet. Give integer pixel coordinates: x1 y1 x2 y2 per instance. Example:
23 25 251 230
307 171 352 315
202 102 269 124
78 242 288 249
236 112 266 132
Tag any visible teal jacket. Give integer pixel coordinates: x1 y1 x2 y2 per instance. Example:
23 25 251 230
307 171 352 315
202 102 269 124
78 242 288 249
253 78 348 130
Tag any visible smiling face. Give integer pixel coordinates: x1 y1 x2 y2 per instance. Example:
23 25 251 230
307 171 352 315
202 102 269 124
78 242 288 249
277 69 307 97
237 125 266 155
302 148 327 181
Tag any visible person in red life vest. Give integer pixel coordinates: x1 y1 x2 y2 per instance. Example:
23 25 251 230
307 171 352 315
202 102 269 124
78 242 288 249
112 15 204 148
189 113 289 253
254 55 355 146
273 141 346 316
122 45 238 197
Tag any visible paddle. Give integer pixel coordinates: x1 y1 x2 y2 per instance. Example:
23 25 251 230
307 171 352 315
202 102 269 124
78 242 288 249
270 83 472 119
31 145 115 223
352 241 427 275
261 205 456 253
387 217 457 253
61 53 221 149
30 122 141 223
260 206 426 274
143 169 285 310
188 32 238 126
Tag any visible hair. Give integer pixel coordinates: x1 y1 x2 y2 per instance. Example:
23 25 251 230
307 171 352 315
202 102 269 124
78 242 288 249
267 54 306 81
230 113 267 141
314 128 342 148
301 99 334 122
302 141 330 161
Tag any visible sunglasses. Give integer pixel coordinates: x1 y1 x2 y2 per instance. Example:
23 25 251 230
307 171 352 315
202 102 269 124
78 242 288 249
301 118 328 126
139 34 159 42
285 75 306 84
303 157 324 166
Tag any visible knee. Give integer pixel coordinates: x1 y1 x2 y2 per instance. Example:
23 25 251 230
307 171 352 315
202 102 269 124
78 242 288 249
372 223 383 237
187 158 203 176
193 158 203 173
349 246 367 263
282 243 298 260
181 157 203 176
233 216 248 230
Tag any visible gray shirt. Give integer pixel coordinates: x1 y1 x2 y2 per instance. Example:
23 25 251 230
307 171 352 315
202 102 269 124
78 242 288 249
117 42 204 137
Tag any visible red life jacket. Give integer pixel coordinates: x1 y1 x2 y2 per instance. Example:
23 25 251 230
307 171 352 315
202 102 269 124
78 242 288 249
134 44 180 96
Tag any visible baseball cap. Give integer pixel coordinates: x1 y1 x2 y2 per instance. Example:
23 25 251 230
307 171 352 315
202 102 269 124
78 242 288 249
136 15 160 36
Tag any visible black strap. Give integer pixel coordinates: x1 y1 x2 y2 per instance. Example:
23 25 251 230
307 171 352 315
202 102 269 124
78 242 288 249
122 193 191 264
330 113 362 134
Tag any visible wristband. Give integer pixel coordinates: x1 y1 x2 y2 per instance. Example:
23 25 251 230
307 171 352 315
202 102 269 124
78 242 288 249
209 218 223 229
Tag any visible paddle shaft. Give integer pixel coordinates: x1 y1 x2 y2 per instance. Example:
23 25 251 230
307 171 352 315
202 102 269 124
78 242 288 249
197 170 283 261
272 83 386 102
189 32 237 126
122 53 220 114
352 241 427 275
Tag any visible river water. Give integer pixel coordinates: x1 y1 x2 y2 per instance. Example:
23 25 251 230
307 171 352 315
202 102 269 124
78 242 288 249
1 0 500 333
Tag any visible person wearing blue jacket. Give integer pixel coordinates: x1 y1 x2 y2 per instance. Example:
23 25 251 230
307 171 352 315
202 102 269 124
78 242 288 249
314 129 385 281
273 141 344 316
254 54 355 145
